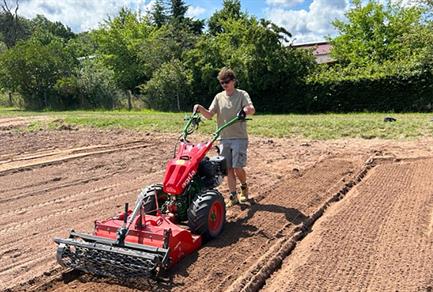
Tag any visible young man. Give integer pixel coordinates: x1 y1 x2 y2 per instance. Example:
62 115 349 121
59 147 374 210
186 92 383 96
193 68 255 207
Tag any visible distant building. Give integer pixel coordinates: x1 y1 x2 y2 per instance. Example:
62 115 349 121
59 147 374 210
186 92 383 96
292 41 335 64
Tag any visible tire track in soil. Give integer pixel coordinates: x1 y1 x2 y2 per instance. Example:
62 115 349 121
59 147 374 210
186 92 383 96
0 143 169 205
0 167 165 220
0 139 149 163
263 158 433 292
0 141 151 176
43 156 366 292
0 171 165 222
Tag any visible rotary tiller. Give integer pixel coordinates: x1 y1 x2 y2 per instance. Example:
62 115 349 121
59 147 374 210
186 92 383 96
54 109 247 278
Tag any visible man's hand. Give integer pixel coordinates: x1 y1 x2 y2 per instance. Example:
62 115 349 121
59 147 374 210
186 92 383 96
193 104 201 114
193 104 214 120
243 104 256 116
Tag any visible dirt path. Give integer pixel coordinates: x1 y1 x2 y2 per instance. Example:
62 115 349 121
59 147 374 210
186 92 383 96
264 158 433 291
1 127 433 291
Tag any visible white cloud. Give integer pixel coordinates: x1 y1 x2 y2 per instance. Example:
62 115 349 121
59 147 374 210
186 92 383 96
186 6 206 18
18 0 154 32
266 0 306 8
266 0 348 44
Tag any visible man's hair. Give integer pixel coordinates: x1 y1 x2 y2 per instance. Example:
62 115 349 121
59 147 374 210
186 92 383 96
218 67 236 81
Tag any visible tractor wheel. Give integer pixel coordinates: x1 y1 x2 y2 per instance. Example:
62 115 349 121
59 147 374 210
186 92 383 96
187 189 226 239
140 184 165 215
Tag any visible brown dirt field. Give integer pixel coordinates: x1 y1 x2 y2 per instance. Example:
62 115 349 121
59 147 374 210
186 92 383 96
1 124 433 291
263 158 433 291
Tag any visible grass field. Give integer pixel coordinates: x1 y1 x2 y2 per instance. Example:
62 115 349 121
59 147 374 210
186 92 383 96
1 107 433 139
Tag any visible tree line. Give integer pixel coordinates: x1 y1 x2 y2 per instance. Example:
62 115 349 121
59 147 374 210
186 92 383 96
0 0 432 113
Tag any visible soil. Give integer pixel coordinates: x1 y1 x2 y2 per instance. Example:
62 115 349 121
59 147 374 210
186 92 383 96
263 158 433 292
1 116 433 291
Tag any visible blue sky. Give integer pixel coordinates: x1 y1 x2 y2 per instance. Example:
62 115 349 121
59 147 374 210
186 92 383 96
17 0 349 44
186 0 311 19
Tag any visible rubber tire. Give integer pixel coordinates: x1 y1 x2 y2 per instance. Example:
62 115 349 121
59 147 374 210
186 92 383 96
141 184 164 215
187 189 226 240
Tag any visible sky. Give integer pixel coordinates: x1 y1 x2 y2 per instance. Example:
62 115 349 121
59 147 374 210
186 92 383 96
16 0 350 44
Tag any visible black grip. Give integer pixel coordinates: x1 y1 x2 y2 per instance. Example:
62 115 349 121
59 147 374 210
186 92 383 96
237 109 246 120
124 203 129 223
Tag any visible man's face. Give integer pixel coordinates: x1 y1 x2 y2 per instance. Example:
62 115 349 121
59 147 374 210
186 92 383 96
219 78 234 91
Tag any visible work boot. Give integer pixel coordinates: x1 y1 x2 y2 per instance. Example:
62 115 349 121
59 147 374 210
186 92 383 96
239 184 249 203
225 193 239 208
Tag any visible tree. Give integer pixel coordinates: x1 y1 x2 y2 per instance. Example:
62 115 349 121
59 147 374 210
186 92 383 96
168 0 204 35
0 34 76 109
31 15 75 41
208 0 244 35
55 59 121 109
186 9 315 112
139 23 196 76
94 8 154 92
0 0 31 48
170 0 188 20
150 0 167 27
66 31 98 58
151 0 167 27
139 59 193 111
331 0 426 66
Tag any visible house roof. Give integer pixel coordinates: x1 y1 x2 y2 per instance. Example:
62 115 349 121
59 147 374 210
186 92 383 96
292 41 334 64
292 41 332 56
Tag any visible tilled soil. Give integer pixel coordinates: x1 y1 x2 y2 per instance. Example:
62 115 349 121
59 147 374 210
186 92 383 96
1 118 433 291
263 158 433 291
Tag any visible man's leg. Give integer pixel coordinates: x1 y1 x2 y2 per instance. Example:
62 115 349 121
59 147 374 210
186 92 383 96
232 139 249 203
227 168 237 193
226 168 239 207
234 167 246 184
221 141 239 207
235 168 249 202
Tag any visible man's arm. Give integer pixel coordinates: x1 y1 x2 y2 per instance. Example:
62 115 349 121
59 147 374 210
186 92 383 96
193 104 215 120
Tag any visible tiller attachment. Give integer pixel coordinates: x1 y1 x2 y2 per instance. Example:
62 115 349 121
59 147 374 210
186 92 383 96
54 187 201 278
55 231 169 278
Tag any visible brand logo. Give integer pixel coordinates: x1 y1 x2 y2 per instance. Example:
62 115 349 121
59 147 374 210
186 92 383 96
182 170 196 189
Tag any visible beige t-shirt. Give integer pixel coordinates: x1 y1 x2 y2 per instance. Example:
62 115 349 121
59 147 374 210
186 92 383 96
209 89 253 139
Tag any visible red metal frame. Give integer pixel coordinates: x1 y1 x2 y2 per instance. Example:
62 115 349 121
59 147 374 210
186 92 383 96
163 141 213 195
94 212 201 266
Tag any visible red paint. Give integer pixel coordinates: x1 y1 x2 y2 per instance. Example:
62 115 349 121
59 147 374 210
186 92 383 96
95 212 201 266
163 141 213 195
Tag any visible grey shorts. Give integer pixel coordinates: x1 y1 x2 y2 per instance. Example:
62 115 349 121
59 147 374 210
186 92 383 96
219 139 248 168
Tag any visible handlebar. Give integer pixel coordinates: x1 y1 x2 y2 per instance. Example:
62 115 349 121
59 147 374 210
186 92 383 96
181 109 250 142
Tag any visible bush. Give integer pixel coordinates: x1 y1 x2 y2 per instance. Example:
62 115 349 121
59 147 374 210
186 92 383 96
306 60 433 112
55 59 122 109
0 34 76 109
139 59 193 111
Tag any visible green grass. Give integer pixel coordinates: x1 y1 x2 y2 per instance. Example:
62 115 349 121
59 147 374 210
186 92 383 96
1 107 433 140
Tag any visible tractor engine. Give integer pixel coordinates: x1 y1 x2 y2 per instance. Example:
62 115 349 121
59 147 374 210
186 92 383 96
197 156 228 189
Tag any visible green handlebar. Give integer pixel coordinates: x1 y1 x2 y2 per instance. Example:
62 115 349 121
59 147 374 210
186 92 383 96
210 115 241 143
181 112 247 142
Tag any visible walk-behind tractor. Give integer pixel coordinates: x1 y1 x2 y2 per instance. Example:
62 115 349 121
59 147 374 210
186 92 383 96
54 110 247 278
